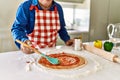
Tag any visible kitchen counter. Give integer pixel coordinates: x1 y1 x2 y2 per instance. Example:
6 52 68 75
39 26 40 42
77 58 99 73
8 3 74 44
67 28 88 35
0 46 120 80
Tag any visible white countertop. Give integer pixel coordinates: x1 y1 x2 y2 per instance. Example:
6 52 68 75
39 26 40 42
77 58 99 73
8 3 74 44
67 29 88 35
0 46 120 80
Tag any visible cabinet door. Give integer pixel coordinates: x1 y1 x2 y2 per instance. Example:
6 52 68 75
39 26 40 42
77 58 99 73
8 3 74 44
108 0 120 23
89 0 109 41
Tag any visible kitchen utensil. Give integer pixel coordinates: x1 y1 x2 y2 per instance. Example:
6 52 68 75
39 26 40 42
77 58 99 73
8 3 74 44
107 23 120 43
74 39 82 51
83 44 120 63
16 39 59 64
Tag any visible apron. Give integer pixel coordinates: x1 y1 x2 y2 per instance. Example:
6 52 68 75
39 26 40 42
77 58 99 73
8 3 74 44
28 5 60 48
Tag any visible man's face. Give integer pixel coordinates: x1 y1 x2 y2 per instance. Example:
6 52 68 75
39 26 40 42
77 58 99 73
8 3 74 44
39 0 52 7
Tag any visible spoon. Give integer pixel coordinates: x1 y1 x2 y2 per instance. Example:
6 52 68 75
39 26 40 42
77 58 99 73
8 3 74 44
15 39 59 64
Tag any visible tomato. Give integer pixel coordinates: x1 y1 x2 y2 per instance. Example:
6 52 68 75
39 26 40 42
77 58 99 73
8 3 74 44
93 40 102 49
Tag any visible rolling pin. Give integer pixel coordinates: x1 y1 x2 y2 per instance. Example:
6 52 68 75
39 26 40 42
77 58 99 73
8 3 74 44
83 44 120 63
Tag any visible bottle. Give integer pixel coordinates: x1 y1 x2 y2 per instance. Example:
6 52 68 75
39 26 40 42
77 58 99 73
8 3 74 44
74 35 82 51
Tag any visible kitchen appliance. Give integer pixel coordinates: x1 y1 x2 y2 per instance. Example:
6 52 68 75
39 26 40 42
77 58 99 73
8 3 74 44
107 23 120 47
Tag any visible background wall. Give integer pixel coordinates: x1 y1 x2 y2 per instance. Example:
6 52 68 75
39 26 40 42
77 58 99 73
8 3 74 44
0 0 120 52
0 0 23 52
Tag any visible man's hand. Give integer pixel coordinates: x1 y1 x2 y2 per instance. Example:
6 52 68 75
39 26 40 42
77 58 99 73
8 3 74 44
20 40 34 54
65 39 74 46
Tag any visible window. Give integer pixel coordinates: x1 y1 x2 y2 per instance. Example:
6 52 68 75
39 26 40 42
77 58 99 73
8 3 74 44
57 0 90 32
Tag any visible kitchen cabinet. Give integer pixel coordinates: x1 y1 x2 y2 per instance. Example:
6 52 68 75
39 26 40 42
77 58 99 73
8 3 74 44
89 0 120 41
89 0 109 41
108 0 120 23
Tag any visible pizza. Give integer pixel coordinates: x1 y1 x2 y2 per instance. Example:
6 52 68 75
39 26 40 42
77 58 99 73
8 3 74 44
38 52 87 69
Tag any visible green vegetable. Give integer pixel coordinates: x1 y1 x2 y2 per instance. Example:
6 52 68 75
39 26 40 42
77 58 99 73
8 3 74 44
104 41 114 52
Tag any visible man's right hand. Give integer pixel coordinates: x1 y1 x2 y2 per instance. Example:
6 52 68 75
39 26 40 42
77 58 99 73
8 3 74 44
20 40 34 54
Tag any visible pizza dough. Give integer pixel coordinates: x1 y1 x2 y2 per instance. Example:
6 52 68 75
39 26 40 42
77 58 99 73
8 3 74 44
38 52 87 69
34 51 102 78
